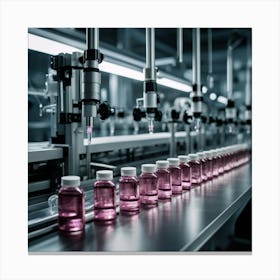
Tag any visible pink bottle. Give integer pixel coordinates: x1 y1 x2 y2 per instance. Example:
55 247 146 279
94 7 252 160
139 164 158 207
178 155 191 190
217 150 224 174
188 154 202 186
167 158 182 194
119 167 140 214
198 152 208 182
58 176 85 232
212 150 220 177
205 151 213 179
94 170 116 221
156 160 171 199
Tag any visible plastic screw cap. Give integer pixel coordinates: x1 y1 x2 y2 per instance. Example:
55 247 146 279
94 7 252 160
141 164 156 173
178 155 189 163
121 167 137 177
96 170 113 180
167 158 180 166
61 175 80 187
156 160 169 169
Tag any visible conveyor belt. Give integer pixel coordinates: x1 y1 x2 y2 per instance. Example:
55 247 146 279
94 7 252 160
29 164 251 252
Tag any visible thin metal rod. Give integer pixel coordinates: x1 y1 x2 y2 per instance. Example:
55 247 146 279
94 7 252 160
245 36 251 106
227 47 233 100
177 28 183 63
196 28 201 96
192 29 197 85
208 28 212 74
87 28 99 49
146 28 155 73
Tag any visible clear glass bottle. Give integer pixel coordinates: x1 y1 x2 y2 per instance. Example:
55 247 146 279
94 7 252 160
58 176 85 232
139 164 158 207
156 160 171 199
178 155 191 190
217 150 225 174
119 167 139 214
188 154 202 186
93 170 116 221
167 158 182 194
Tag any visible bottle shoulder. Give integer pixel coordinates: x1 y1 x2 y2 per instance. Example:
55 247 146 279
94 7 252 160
59 186 84 195
139 172 157 179
94 180 115 188
119 176 138 183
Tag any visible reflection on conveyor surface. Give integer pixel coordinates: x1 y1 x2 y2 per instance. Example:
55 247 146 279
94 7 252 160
29 164 251 252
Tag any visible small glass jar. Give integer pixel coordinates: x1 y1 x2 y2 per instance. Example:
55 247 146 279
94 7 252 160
139 164 158 207
188 154 202 186
178 155 191 190
156 160 171 199
205 151 213 180
58 176 85 232
212 150 220 177
94 170 116 221
167 158 182 194
119 167 139 214
198 152 208 182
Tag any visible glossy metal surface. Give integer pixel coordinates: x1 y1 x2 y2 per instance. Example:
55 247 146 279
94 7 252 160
29 164 251 252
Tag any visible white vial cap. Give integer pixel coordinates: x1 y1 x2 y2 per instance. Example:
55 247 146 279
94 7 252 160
197 152 204 159
96 170 113 180
156 160 169 169
189 153 198 160
167 158 180 166
178 155 189 163
61 175 80 187
141 164 156 173
121 167 136 177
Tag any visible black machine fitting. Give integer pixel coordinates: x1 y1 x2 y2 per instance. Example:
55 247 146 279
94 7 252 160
133 108 146 122
193 112 201 118
171 109 180 121
192 96 203 102
84 49 104 63
98 102 112 120
51 55 72 87
144 80 157 93
227 99 235 108
154 109 162 122
192 84 204 92
201 115 207 124
183 111 192 125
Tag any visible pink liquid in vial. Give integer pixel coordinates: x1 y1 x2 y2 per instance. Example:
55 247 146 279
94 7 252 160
58 185 85 232
212 153 219 177
119 169 139 214
201 157 208 181
180 162 191 190
168 166 182 194
156 168 171 199
94 172 116 221
139 164 158 207
189 157 201 186
206 156 213 179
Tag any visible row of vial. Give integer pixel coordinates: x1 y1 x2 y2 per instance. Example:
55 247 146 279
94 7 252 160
58 144 250 232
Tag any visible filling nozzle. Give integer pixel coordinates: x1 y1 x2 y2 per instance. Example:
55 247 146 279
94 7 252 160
86 116 94 144
148 117 154 134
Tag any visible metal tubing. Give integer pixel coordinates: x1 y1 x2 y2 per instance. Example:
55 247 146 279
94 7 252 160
227 47 233 100
196 28 201 96
208 28 212 74
192 29 197 85
245 37 251 106
146 28 155 74
177 28 183 63
87 28 99 50
169 122 176 157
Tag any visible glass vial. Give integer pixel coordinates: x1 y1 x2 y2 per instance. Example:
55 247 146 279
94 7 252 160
119 167 140 214
205 151 213 180
156 160 171 199
167 158 182 194
189 154 202 186
139 164 158 207
94 170 116 221
212 150 220 177
178 155 191 190
58 176 85 232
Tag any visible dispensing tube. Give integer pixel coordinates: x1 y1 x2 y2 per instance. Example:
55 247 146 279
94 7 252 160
177 28 183 63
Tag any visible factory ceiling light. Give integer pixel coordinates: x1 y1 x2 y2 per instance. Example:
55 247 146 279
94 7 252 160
28 33 192 93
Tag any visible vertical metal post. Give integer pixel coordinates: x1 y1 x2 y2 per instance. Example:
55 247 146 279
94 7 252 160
169 122 176 157
177 28 183 63
227 47 233 100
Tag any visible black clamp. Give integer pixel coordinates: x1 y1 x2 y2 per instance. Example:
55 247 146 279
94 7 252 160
83 49 104 64
183 111 192 124
144 80 157 92
60 113 82 124
133 107 146 122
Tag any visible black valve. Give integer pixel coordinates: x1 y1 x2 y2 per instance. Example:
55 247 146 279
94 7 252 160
183 111 192 124
133 107 146 122
98 102 111 120
201 115 207 124
154 109 162 122
208 116 216 124
117 109 125 118
171 109 180 121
